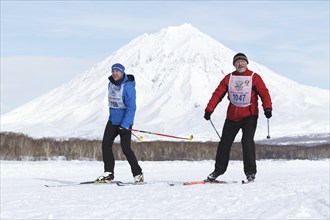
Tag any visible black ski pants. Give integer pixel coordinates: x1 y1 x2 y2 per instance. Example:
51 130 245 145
101 121 142 177
214 115 258 176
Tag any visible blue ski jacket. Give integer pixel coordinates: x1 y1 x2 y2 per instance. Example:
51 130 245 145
107 74 136 129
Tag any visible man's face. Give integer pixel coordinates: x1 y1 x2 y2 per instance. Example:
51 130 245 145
112 70 124 81
234 59 248 73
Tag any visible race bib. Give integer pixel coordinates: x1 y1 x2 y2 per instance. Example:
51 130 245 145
228 73 254 107
108 83 127 109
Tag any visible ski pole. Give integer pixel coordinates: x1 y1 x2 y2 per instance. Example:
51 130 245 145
267 119 271 139
132 132 143 141
119 127 143 141
131 128 193 141
210 119 221 140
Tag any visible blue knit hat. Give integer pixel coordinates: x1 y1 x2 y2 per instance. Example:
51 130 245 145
111 63 125 74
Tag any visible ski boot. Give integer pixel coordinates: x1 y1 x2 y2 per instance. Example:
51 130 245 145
205 171 221 182
246 174 255 182
95 172 114 183
242 174 255 184
134 173 144 184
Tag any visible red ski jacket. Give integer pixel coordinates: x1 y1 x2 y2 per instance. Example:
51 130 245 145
205 69 272 121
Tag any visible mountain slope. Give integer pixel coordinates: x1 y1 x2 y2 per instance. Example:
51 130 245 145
1 24 329 141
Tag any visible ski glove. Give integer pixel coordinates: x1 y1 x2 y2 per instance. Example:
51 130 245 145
204 112 211 121
264 109 272 119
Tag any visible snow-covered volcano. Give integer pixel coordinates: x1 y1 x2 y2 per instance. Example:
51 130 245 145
1 24 329 142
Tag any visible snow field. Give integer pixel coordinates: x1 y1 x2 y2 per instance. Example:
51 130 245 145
1 159 329 219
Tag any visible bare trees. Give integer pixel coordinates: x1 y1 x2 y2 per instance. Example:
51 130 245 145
1 132 329 161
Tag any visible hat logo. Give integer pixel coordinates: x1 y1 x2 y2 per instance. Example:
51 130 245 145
112 67 124 73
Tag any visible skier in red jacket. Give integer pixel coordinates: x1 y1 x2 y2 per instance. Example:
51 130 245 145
204 53 272 182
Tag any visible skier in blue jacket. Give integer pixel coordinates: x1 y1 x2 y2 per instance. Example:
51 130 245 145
96 63 143 183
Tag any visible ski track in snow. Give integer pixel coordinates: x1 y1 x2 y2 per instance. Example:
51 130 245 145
1 160 329 219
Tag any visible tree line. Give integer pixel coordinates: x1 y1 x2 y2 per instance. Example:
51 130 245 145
1 132 329 161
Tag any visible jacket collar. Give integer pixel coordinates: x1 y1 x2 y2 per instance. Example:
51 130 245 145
108 74 127 85
232 69 252 75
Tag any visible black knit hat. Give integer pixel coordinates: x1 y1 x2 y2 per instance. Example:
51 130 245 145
233 53 249 64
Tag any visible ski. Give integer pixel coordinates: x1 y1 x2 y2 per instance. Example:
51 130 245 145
47 179 239 187
45 180 122 187
181 180 238 186
116 181 189 186
116 182 146 186
241 180 255 184
116 180 238 186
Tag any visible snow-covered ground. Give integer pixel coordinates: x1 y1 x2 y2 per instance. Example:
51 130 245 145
1 160 329 219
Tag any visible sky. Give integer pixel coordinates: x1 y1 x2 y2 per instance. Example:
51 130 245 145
1 0 329 114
